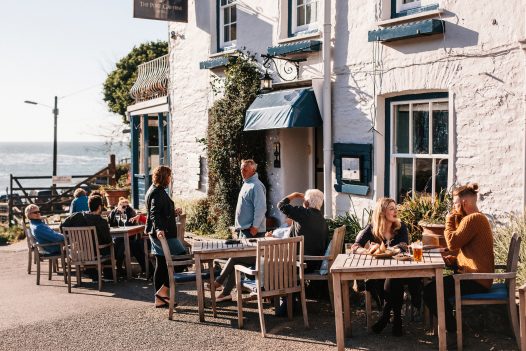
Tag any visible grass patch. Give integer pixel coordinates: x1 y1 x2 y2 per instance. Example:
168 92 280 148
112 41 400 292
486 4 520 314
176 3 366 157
0 226 25 245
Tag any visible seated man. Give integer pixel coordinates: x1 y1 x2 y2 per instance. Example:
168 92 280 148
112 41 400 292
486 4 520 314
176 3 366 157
26 204 64 255
265 217 292 239
278 190 329 272
69 188 89 214
423 183 494 344
61 195 114 276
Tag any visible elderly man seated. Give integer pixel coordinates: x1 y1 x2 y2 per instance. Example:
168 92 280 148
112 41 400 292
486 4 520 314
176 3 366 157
277 189 329 272
26 204 64 255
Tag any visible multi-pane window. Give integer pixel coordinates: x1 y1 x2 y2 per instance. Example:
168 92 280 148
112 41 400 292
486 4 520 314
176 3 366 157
391 99 449 202
397 0 421 13
292 0 319 34
220 0 236 49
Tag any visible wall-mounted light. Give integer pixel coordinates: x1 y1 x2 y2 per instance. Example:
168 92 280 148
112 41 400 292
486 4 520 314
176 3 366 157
273 142 281 168
260 71 273 92
170 31 185 40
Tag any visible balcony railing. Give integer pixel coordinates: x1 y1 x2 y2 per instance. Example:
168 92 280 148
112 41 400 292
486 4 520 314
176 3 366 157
130 54 169 103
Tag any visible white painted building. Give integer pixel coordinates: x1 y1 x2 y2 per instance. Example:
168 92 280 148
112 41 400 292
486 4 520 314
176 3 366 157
140 0 526 224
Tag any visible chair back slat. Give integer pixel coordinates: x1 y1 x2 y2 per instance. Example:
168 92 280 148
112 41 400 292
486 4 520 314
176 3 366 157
506 233 521 273
330 225 346 259
63 227 99 263
24 225 36 247
256 237 303 293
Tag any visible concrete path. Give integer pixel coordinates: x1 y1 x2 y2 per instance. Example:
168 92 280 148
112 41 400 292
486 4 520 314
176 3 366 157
0 242 518 350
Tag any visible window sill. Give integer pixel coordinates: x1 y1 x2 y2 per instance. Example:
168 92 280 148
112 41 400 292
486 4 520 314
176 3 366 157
208 49 237 59
277 31 321 45
377 9 443 27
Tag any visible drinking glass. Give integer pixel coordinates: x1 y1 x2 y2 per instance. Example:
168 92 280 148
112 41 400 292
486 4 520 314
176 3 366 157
411 242 423 262
115 213 121 228
121 213 127 228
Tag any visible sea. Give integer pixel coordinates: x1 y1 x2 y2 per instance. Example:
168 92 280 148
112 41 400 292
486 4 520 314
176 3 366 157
0 142 130 195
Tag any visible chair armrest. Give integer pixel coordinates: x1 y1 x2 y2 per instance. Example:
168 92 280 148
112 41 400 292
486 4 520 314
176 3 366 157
452 272 516 281
304 255 330 261
98 243 113 249
234 264 257 275
171 260 195 266
172 254 193 261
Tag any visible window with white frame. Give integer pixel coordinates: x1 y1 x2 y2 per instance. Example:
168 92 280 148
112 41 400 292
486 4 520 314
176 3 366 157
396 0 421 13
219 0 237 49
291 0 319 35
390 98 450 203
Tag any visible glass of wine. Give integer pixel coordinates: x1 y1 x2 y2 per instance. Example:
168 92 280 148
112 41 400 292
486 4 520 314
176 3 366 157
121 213 127 228
115 213 121 228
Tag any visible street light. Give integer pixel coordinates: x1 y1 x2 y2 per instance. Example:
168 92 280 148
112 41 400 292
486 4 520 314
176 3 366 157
24 96 59 176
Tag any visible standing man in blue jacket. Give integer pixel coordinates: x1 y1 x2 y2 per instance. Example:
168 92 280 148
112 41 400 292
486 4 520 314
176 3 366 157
209 159 267 302
25 204 64 255
234 159 267 238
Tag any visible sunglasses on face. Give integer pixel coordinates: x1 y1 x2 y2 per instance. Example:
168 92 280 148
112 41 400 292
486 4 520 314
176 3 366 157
31 211 40 215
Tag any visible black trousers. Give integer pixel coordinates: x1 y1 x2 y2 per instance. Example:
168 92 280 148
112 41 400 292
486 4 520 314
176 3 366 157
423 275 488 332
154 255 185 292
366 278 422 314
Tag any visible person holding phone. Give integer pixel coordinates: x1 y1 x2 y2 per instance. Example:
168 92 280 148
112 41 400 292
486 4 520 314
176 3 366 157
423 183 494 344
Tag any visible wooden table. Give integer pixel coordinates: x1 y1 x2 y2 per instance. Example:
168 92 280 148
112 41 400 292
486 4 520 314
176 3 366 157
192 237 272 322
110 225 145 279
330 252 446 351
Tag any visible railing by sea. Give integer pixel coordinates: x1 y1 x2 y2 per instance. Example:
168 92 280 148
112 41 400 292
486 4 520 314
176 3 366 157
129 54 169 103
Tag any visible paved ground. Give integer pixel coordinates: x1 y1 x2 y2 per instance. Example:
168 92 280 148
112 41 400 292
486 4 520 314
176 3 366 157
0 241 519 351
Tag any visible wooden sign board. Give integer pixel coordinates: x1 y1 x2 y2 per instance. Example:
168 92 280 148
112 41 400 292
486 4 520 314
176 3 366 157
52 176 72 184
133 0 188 22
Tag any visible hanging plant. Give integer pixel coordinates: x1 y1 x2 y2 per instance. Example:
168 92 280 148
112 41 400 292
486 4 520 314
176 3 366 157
206 54 269 235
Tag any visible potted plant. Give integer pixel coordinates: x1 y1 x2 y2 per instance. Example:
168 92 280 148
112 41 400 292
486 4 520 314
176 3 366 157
99 165 130 208
398 190 452 247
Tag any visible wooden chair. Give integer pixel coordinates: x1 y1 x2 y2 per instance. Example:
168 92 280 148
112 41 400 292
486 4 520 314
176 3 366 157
453 233 522 350
520 283 526 351
144 217 187 279
304 225 346 310
25 224 67 285
234 236 309 337
158 235 216 320
62 226 117 292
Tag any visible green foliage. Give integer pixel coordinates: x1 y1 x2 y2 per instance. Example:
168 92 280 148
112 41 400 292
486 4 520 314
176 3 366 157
493 212 526 286
398 190 452 242
326 209 371 243
176 198 229 239
102 41 168 122
116 163 130 189
206 54 268 233
0 226 24 245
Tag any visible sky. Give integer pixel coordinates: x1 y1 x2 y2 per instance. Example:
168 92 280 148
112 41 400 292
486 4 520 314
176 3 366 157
0 1 168 142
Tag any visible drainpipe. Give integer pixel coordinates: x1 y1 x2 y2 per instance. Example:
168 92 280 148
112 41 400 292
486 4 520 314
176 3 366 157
322 0 333 218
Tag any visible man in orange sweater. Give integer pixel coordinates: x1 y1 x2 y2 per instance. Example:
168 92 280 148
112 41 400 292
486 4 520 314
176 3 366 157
423 183 494 338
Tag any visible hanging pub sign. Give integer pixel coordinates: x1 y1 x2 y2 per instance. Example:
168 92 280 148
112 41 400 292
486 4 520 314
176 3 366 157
133 0 188 23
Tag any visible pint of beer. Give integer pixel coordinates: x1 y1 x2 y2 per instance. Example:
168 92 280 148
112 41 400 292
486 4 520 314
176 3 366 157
411 242 423 262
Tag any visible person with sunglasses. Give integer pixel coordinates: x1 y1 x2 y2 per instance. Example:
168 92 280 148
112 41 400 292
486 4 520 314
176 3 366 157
25 204 64 255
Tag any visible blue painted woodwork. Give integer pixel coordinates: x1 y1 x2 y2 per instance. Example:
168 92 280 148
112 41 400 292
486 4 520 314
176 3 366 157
131 115 140 209
333 143 372 196
267 40 321 56
368 19 445 42
390 1 439 18
199 56 230 70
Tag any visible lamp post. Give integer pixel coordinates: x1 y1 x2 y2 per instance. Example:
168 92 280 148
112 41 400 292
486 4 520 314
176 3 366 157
24 96 59 176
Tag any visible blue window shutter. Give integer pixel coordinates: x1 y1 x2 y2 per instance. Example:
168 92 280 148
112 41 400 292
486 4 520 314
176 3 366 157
288 0 292 38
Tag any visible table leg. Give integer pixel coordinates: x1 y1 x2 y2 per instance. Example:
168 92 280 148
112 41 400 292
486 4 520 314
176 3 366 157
195 255 205 322
435 268 446 351
342 280 352 336
124 234 132 279
209 260 217 318
332 273 345 351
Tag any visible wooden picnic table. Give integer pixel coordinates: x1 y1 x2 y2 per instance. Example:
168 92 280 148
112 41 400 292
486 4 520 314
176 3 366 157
330 251 447 351
110 225 145 279
192 237 273 322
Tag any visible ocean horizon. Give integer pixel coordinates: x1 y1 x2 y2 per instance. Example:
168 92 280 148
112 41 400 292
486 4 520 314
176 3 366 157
0 141 130 195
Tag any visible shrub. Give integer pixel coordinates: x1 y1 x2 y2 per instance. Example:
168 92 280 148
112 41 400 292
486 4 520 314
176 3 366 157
0 226 25 245
326 208 371 243
493 212 526 286
397 190 452 242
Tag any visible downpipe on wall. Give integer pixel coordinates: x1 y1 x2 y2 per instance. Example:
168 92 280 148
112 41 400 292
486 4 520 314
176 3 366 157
322 0 333 218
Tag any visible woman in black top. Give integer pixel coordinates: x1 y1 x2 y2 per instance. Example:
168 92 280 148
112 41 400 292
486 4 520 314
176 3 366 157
352 197 421 336
145 166 186 308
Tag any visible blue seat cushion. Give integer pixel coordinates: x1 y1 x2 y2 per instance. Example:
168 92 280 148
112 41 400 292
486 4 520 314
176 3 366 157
174 271 212 283
449 283 508 303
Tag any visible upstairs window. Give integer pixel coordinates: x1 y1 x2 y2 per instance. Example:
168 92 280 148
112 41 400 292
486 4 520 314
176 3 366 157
291 0 319 35
219 0 237 49
397 0 421 13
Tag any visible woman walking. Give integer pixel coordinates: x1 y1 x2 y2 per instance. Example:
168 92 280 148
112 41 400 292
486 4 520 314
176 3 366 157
145 165 186 308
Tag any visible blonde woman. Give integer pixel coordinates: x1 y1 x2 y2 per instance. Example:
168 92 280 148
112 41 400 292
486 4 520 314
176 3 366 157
352 197 421 336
